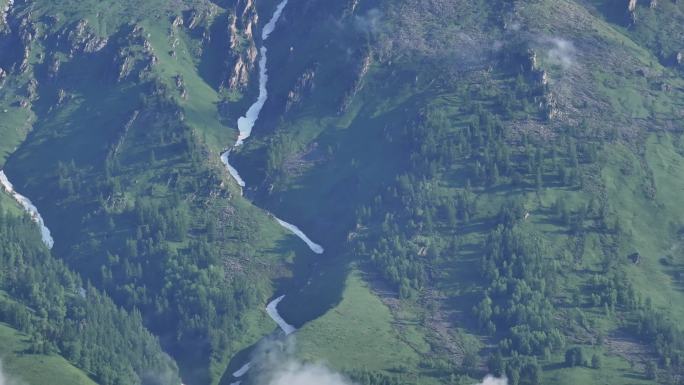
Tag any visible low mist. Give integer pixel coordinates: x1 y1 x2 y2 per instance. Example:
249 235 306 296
0 361 24 385
243 337 509 385
543 37 576 70
263 361 355 385
475 375 508 385
246 337 356 385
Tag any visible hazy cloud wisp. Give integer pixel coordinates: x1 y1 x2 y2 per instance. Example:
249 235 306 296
248 337 356 385
475 375 508 385
264 361 355 385
0 361 24 385
545 37 576 70
353 8 383 35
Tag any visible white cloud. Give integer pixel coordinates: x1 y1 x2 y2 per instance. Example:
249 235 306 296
0 361 25 385
247 338 507 385
475 375 508 385
545 37 576 70
354 9 383 35
247 337 356 385
265 361 355 385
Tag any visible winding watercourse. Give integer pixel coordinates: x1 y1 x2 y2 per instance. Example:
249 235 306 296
222 1 325 383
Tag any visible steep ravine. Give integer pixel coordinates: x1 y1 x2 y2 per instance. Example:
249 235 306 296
220 0 323 255
220 1 324 384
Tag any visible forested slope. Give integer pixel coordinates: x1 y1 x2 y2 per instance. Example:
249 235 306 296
0 201 180 385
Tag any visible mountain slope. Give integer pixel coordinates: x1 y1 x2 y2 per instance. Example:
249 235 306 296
1 0 683 385
227 0 684 384
0 0 310 384
0 322 97 385
0 197 180 385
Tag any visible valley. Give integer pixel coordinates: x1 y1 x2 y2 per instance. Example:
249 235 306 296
0 0 683 385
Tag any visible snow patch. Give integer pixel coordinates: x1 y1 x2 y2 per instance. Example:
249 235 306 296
266 295 296 335
0 171 54 249
233 362 252 378
274 217 324 254
221 150 246 188
261 0 288 40
235 46 270 147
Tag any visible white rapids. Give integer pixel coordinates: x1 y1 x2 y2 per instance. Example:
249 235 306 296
0 170 54 248
1 0 13 26
218 0 323 255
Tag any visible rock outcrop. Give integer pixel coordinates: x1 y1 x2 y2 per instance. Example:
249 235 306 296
628 0 638 24
345 0 360 15
285 67 316 112
174 74 187 100
172 15 184 29
526 50 559 120
47 55 60 78
628 0 638 12
113 25 158 82
0 66 6 87
0 0 13 30
65 20 108 56
223 0 259 92
14 13 37 73
338 51 371 114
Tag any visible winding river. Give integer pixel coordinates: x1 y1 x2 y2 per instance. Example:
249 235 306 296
221 1 325 383
220 0 323 255
0 170 54 248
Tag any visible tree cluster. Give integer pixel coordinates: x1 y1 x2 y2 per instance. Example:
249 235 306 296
0 211 179 385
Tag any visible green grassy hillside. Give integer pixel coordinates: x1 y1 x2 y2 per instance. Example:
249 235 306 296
0 322 97 385
297 270 428 373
